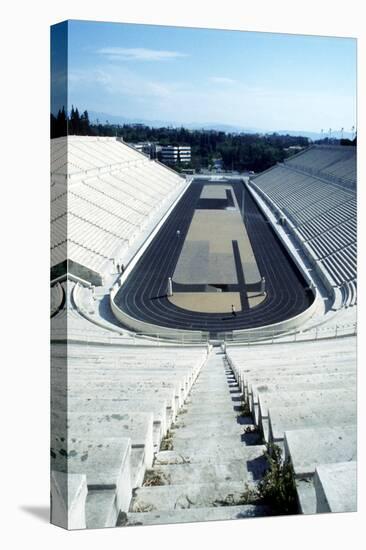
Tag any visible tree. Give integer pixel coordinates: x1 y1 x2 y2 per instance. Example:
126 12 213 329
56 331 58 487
69 105 81 134
50 104 311 173
50 106 67 138
80 110 91 135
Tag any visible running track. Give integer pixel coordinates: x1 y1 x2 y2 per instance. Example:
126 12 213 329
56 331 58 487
114 179 313 335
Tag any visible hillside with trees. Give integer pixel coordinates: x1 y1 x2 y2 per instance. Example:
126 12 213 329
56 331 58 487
51 106 318 173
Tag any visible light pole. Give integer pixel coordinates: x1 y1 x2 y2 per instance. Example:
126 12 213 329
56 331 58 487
167 277 173 297
260 276 266 296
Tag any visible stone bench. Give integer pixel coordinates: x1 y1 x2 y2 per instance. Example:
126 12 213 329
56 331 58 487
245 366 356 387
66 369 195 391
65 355 206 373
54 375 188 408
55 368 192 386
242 363 356 389
226 348 355 367
53 386 179 419
237 363 356 395
284 425 357 477
257 388 355 431
230 350 356 364
53 398 170 443
268 402 356 446
60 368 205 399
51 436 132 521
248 372 356 412
86 489 118 529
227 344 356 374
53 364 194 383
65 353 206 364
314 461 357 513
63 371 199 400
229 353 356 370
65 376 190 404
283 425 357 514
51 470 87 530
64 363 198 376
52 410 155 471
71 381 186 409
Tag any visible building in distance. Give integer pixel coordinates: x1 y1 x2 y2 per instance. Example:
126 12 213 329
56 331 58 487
130 141 161 159
160 145 191 165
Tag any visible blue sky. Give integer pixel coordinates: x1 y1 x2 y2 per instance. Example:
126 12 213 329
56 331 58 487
58 20 356 133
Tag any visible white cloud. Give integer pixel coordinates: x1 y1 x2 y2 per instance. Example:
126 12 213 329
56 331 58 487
69 69 112 86
96 47 188 62
209 76 236 85
69 66 176 101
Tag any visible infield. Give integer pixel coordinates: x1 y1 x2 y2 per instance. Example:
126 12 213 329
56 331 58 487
170 183 262 313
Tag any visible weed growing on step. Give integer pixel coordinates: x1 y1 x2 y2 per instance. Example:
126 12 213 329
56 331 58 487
131 501 155 513
257 443 298 515
241 425 262 445
240 483 261 505
244 425 260 434
213 483 260 507
237 399 251 417
213 494 237 507
160 430 174 451
143 469 171 486
176 421 186 428
154 453 191 465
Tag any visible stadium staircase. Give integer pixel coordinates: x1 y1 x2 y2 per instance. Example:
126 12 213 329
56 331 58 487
51 327 357 528
124 348 270 526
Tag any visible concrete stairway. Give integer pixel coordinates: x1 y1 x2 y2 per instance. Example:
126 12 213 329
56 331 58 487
124 348 270 526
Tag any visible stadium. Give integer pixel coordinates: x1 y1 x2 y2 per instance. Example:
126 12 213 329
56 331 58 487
51 135 357 529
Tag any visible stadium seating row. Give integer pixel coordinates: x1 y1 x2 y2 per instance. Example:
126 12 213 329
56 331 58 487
226 337 356 514
251 146 357 304
51 344 208 528
285 145 356 186
51 137 186 278
52 136 144 176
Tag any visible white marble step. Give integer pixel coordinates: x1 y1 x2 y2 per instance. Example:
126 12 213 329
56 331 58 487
130 480 259 512
125 504 271 526
147 456 267 485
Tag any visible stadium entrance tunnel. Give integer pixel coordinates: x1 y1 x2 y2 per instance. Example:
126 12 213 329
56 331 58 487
113 178 314 336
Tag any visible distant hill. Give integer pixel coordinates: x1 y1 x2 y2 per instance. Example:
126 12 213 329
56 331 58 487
88 111 353 140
